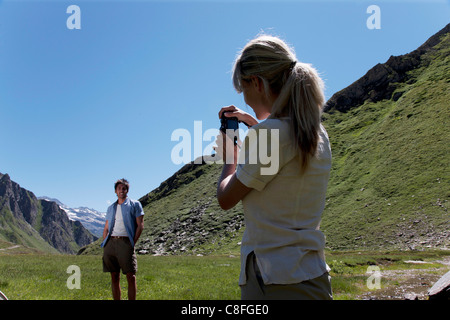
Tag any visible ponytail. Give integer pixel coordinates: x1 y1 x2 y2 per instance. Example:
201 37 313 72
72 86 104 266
232 35 325 172
271 62 325 171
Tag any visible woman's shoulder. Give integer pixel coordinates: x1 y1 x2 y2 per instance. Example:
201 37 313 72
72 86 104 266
250 118 292 146
252 117 290 130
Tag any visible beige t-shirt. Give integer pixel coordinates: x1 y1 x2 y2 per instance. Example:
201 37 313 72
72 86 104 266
236 118 331 285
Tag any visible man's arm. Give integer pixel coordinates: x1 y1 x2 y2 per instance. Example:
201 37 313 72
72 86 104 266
134 215 144 245
102 220 109 240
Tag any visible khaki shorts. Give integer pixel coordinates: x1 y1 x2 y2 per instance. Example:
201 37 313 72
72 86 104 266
102 237 137 274
240 252 333 300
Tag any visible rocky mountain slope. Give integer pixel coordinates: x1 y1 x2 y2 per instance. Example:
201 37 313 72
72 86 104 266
324 24 450 113
81 23 449 255
0 173 97 254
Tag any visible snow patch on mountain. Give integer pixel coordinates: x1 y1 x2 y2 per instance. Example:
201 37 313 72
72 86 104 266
39 197 106 237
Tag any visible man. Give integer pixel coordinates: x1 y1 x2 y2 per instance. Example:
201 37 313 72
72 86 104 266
101 178 144 300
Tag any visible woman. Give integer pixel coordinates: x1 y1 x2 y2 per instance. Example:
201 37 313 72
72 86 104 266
216 35 333 300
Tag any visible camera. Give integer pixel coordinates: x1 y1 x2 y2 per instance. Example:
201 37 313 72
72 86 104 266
220 112 239 145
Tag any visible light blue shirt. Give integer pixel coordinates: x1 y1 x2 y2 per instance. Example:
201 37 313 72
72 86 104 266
100 198 144 248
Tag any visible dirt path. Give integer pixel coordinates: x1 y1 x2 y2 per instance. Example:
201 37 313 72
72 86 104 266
358 256 450 300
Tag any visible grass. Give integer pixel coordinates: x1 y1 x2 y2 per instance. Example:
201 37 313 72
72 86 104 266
0 253 241 300
1 249 448 300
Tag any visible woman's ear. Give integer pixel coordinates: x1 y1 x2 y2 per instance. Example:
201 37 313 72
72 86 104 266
251 76 264 93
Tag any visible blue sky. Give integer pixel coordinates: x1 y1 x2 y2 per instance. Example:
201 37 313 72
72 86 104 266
0 0 448 212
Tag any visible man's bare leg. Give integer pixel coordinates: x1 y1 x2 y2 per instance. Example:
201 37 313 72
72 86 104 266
111 272 121 300
126 272 136 300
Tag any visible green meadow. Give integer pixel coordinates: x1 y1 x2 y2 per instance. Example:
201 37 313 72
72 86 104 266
0 253 240 300
1 248 448 300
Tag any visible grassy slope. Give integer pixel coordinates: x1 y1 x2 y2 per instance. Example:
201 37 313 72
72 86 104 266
321 33 449 250
143 161 245 255
0 200 58 254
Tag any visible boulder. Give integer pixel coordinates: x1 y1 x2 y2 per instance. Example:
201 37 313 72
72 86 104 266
0 290 7 300
428 270 450 300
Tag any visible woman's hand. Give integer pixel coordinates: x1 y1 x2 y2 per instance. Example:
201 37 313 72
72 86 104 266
214 105 253 164
218 105 258 127
214 131 238 165
214 105 255 210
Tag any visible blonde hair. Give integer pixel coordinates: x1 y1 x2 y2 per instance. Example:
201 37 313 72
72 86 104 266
232 35 325 171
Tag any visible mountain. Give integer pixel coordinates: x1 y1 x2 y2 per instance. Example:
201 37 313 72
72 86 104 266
81 23 449 255
324 23 450 113
320 23 449 250
38 196 106 237
0 173 98 254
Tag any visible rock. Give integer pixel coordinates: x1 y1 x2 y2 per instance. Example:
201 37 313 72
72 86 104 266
135 195 244 255
404 293 418 300
404 260 427 264
428 270 450 300
0 290 7 300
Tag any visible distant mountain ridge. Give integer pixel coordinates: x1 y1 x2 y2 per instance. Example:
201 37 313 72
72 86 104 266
38 196 105 237
0 173 97 254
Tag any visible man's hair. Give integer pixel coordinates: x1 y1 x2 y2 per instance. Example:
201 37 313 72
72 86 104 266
114 178 130 191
